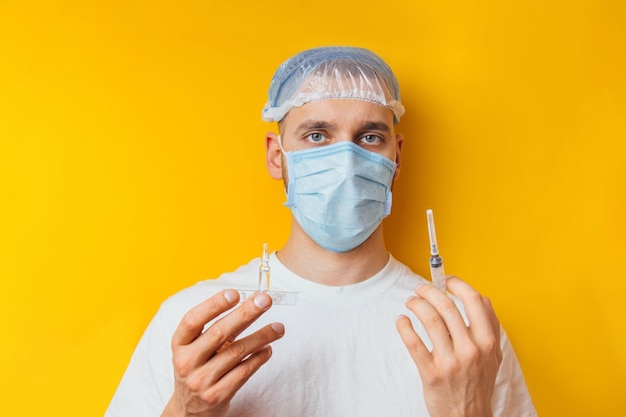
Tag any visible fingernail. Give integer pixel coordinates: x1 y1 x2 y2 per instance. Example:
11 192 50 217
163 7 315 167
254 293 271 309
405 295 417 304
224 290 238 303
414 283 425 292
271 322 284 335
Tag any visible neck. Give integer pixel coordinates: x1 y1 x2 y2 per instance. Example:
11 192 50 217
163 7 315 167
276 218 390 286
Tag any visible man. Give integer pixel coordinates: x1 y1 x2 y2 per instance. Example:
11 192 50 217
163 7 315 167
107 46 536 417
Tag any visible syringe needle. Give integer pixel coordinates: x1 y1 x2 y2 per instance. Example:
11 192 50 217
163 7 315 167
426 209 439 255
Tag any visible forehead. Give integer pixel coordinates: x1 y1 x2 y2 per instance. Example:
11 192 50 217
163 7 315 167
280 99 395 133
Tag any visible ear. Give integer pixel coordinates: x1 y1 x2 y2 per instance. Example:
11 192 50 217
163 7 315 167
266 132 283 180
393 133 404 180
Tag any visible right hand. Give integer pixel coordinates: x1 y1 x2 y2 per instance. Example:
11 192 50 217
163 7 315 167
161 289 285 417
396 277 502 417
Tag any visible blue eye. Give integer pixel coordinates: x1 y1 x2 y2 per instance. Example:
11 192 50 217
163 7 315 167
361 135 382 145
306 133 326 143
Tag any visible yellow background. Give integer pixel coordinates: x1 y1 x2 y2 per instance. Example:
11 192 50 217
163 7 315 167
1 0 624 415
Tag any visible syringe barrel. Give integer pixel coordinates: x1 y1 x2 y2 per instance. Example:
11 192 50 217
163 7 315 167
429 255 446 293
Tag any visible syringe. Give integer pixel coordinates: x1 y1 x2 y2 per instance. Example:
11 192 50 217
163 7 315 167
426 209 447 293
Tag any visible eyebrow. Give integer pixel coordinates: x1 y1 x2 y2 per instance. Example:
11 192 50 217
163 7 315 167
294 120 335 134
294 120 391 134
360 121 391 133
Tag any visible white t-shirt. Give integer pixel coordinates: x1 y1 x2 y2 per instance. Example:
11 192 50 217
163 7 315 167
106 253 537 417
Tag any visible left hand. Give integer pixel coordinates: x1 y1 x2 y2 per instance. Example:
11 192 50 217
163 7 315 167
396 276 503 417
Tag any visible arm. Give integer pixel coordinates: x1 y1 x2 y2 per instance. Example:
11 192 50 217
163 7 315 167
161 289 284 417
396 276 502 417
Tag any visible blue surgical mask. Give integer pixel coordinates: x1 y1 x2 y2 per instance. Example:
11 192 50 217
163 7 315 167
280 138 397 252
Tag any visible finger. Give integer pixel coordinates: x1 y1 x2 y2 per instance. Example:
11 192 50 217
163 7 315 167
193 292 273 364
396 314 433 373
206 322 285 383
446 276 499 348
481 295 501 340
208 345 275 406
172 289 240 347
405 295 455 357
482 296 503 362
414 284 473 348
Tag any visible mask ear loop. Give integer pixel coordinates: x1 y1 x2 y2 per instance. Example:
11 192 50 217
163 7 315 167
277 135 287 155
276 135 290 198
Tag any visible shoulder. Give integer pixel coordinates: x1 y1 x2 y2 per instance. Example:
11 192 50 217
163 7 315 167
387 255 430 288
154 257 259 328
375 255 431 304
386 255 470 317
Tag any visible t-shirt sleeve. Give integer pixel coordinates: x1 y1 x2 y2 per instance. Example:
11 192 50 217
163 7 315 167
492 327 538 417
105 305 176 417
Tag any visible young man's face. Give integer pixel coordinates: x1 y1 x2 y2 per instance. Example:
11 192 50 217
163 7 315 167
279 99 401 161
276 99 403 184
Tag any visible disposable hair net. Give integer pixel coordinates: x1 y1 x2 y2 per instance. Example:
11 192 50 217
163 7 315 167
262 46 405 123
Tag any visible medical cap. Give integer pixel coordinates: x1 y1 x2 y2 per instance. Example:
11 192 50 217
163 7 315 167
262 46 405 123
